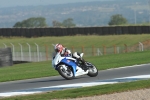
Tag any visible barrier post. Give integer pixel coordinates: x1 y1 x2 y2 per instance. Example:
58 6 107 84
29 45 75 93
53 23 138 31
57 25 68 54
124 44 128 53
18 43 23 61
103 45 106 55
72 46 74 53
35 43 40 62
3 43 7 48
26 43 31 61
114 45 117 54
82 46 84 54
10 43 15 61
92 46 95 56
139 42 144 51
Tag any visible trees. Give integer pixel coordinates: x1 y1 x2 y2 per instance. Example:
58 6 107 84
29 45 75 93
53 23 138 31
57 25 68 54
62 18 76 27
108 14 128 25
13 17 48 28
52 20 63 27
14 17 76 28
52 18 76 27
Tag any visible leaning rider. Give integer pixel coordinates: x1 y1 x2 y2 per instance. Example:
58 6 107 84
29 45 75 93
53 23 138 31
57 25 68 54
54 43 87 70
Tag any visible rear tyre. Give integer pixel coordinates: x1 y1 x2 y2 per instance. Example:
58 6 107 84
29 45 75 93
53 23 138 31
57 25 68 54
86 62 98 77
57 64 74 80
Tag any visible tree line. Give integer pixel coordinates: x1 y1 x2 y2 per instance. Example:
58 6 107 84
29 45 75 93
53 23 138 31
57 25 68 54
13 14 128 28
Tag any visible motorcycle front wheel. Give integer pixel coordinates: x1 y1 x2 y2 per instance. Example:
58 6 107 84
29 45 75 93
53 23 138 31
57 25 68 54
86 62 98 77
57 64 74 80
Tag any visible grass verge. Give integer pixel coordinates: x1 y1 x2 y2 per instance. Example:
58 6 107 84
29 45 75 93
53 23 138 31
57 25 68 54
0 51 150 82
0 34 150 48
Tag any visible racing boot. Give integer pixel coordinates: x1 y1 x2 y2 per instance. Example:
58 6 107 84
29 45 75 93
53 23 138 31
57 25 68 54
77 58 88 71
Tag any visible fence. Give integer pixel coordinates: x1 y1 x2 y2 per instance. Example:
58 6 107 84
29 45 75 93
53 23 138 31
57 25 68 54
0 26 150 37
1 42 149 62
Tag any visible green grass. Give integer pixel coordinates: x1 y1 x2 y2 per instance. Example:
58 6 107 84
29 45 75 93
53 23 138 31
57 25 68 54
2 79 150 100
0 62 57 82
88 51 150 70
0 51 149 82
0 34 150 48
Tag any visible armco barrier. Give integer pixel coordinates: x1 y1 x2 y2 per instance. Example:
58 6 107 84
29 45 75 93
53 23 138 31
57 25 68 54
0 47 13 67
0 26 150 37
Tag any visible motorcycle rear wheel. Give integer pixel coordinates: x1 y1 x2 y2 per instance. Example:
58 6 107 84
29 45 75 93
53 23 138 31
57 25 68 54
57 64 74 80
86 62 98 77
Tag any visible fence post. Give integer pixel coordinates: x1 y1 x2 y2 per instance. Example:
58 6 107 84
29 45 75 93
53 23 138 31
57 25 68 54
92 46 95 56
117 47 120 54
45 45 48 61
114 45 117 54
97 48 100 56
10 43 15 61
27 43 31 61
139 42 144 51
103 45 106 55
82 46 84 54
3 43 7 48
124 44 128 53
18 43 23 61
35 43 40 62
72 46 74 53
97 48 103 56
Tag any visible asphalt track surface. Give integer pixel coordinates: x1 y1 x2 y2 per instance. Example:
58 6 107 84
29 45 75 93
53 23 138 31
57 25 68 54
0 64 150 93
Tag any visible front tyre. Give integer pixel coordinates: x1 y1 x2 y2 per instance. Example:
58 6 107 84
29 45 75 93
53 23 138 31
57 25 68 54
57 64 74 80
86 62 98 77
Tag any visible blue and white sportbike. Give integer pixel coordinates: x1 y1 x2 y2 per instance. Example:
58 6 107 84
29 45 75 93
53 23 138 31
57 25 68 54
52 52 98 80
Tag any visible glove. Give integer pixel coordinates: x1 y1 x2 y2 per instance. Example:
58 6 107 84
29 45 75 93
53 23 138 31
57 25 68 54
66 49 71 54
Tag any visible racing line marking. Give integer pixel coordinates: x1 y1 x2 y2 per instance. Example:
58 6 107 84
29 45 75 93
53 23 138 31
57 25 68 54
0 74 150 97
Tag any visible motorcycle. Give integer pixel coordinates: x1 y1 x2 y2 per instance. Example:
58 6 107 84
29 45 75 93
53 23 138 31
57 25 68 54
52 52 98 80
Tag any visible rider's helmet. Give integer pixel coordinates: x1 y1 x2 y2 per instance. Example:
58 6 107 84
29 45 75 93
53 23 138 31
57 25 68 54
54 44 64 52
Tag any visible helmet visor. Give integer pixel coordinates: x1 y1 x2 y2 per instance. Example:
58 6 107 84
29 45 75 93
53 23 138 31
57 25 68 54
55 49 59 52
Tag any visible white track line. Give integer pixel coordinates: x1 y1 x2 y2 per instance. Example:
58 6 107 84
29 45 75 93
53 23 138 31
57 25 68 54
105 63 150 71
0 74 150 97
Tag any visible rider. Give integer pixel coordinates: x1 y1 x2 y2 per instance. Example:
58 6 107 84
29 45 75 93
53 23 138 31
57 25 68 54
54 43 87 70
54 43 71 57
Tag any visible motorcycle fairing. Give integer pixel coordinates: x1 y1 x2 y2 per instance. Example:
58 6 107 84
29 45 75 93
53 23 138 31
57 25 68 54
60 57 77 77
52 52 88 77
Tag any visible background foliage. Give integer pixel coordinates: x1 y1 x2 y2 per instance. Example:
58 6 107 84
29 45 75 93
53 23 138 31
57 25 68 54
13 17 48 28
108 14 128 25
